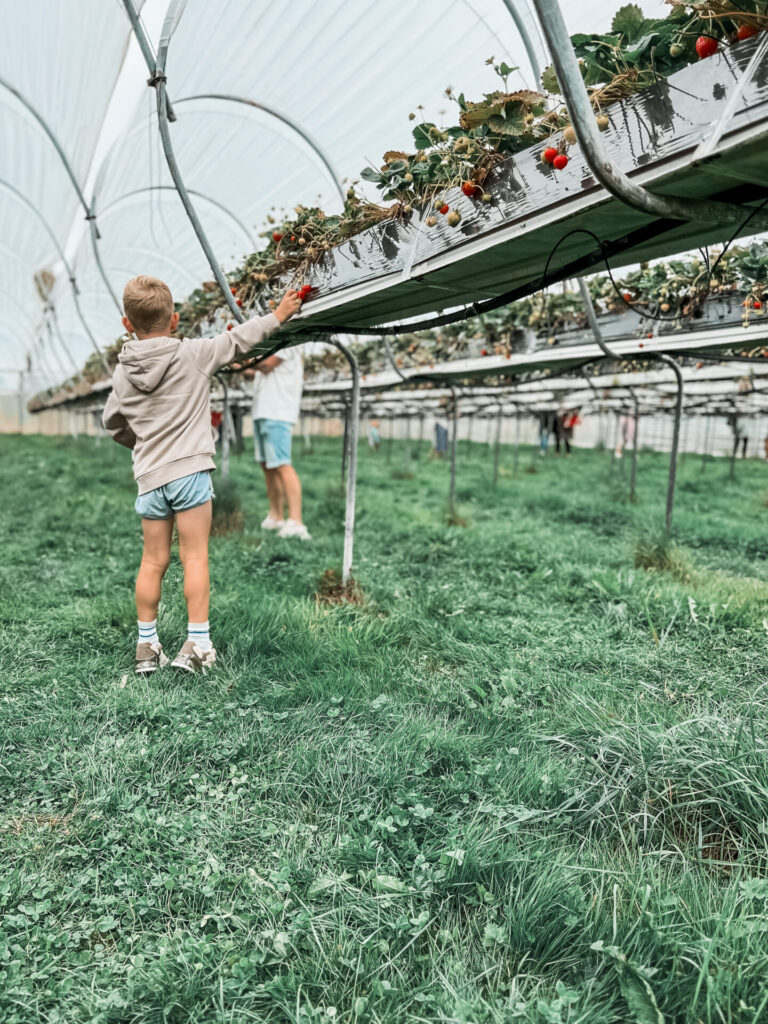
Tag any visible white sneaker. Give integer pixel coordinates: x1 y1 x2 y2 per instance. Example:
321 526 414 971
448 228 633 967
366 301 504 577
261 515 285 531
171 641 217 674
278 519 312 540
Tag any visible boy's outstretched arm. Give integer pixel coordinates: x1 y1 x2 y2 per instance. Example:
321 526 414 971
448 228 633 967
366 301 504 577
103 388 137 449
192 290 303 377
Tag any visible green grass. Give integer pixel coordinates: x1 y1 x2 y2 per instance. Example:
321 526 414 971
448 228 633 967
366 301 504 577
2 432 768 1024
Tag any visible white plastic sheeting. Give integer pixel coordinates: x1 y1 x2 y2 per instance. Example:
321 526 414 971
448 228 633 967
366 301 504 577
1 0 663 391
0 0 144 388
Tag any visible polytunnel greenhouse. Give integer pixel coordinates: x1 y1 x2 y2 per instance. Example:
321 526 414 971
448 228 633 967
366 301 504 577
3 2 768 1021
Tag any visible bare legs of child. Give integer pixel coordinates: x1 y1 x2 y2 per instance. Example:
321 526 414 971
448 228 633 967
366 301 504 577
135 500 214 674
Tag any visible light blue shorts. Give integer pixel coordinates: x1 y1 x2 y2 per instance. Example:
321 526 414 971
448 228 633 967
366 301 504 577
135 471 214 519
253 418 293 469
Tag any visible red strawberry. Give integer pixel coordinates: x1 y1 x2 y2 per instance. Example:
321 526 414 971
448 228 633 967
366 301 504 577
695 36 718 58
299 285 313 299
553 153 569 170
226 323 233 331
439 203 449 214
646 332 653 338
623 292 633 302
737 24 759 41
230 287 237 295
236 298 243 307
638 342 644 348
291 235 296 241
481 348 488 356
755 300 763 309
462 181 481 198
272 232 283 242
543 147 558 164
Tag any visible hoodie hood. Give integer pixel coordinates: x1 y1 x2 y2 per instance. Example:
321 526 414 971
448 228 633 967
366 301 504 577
118 336 180 393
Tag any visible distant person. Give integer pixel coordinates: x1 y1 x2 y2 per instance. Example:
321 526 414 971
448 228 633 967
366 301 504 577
368 420 381 451
728 413 748 459
614 413 636 459
538 411 555 455
248 343 311 540
553 409 580 455
103 275 301 675
433 421 449 458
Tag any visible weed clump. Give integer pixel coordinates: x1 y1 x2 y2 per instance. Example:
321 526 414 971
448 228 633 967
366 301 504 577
211 477 243 535
315 568 366 605
634 533 691 581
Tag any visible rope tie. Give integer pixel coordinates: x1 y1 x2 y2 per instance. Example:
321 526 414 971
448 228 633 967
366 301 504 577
147 71 167 87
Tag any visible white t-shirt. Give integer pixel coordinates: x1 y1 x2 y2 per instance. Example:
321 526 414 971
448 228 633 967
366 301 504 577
252 346 304 424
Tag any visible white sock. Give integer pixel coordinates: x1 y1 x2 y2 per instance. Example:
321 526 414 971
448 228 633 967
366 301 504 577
188 621 211 652
138 619 159 646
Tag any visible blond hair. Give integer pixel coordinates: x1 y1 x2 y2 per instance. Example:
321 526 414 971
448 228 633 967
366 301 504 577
123 275 174 334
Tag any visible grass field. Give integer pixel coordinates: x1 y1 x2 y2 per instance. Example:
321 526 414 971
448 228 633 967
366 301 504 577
2 430 768 1024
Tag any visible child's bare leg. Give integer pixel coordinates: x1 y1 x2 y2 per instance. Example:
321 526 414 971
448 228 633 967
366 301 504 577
136 517 173 621
176 501 212 623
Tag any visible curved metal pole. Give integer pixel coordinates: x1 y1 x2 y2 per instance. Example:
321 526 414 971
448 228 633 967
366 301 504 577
331 339 360 586
176 94 345 205
530 0 768 233
0 179 110 374
101 185 256 249
498 0 545 87
88 215 125 316
46 305 80 375
0 76 125 319
120 0 242 323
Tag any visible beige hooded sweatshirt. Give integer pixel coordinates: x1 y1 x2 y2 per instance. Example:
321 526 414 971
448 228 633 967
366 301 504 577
103 313 281 494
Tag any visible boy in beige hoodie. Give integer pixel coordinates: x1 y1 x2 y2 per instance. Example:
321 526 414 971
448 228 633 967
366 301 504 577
103 275 302 675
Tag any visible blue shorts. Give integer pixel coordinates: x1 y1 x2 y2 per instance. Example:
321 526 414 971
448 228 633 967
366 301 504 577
135 471 214 519
253 419 293 468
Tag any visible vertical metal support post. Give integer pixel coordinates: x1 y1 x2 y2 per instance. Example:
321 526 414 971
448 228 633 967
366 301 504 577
658 354 683 532
341 396 350 482
404 414 412 466
630 395 639 501
331 340 360 586
449 386 459 512
17 371 24 433
417 413 425 458
386 419 393 464
701 414 712 472
492 405 503 488
513 409 521 476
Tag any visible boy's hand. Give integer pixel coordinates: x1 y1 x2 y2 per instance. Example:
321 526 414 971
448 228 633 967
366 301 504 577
274 289 303 324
